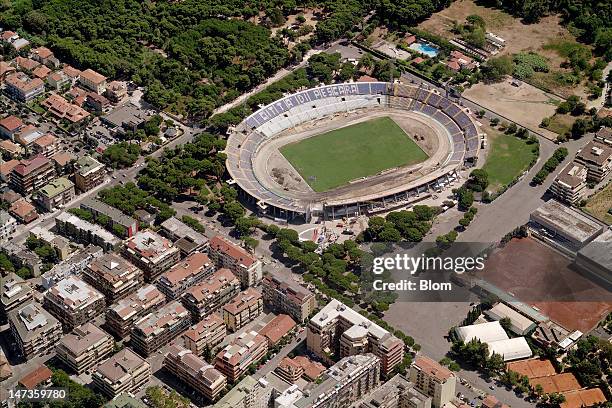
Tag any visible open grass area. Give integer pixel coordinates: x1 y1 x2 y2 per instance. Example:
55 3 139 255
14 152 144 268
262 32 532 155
584 184 612 225
280 117 428 192
482 126 538 192
545 113 575 136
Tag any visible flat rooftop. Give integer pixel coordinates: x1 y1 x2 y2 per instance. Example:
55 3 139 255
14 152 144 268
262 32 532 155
530 200 604 243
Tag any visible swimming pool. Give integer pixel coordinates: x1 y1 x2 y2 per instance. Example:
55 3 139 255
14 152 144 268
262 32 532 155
409 42 440 57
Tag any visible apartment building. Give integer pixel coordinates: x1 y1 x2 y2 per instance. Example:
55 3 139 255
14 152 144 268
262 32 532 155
575 140 612 182
56 323 114 374
36 177 75 211
43 276 106 331
183 313 226 356
258 314 296 348
32 134 60 157
55 212 120 252
41 245 103 289
9 155 56 196
5 72 44 102
307 299 404 377
11 199 39 224
105 284 165 338
123 230 180 281
8 302 63 360
209 236 262 288
222 288 263 332
262 273 316 323
274 354 381 408
550 162 588 204
0 210 17 241
81 198 138 237
79 69 107 94
84 253 143 304
215 330 268 383
164 344 227 402
181 268 241 321
29 226 71 260
356 374 432 408
0 115 23 139
74 156 105 192
0 273 33 317
160 216 209 256
409 356 456 408
92 348 151 398
156 252 214 299
131 300 191 356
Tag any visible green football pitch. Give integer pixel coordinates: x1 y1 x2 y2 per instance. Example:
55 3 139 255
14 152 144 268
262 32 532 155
279 117 429 192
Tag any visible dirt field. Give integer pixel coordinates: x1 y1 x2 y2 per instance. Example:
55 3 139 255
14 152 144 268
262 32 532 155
478 237 612 332
584 183 612 225
462 79 560 140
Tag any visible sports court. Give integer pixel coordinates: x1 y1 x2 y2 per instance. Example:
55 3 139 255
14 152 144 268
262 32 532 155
280 116 428 192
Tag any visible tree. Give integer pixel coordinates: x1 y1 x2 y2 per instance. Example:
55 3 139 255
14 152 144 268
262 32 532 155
243 236 259 251
499 317 512 332
481 56 513 82
467 169 489 192
223 201 245 223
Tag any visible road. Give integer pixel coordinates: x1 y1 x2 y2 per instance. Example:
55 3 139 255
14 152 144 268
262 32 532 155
253 331 306 379
586 60 612 110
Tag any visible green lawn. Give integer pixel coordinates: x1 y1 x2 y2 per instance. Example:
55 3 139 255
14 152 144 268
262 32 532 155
482 129 538 192
280 117 428 192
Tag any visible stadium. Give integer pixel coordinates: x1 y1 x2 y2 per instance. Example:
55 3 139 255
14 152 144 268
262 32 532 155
226 82 481 222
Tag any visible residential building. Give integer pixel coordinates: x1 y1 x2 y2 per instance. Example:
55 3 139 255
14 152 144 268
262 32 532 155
4 72 45 102
32 134 60 157
595 127 612 146
36 177 75 211
131 300 191 356
1 241 41 276
29 226 72 260
55 212 120 251
181 268 241 320
79 69 107 94
222 288 263 332
183 314 226 356
47 71 70 90
86 92 111 112
307 299 404 377
164 344 227 402
0 159 20 182
15 57 40 72
43 276 106 331
409 356 456 408
92 348 151 398
105 284 165 338
41 245 103 289
215 330 268 382
31 47 59 67
9 155 56 195
262 273 316 322
0 115 23 139
84 253 143 304
56 323 114 374
160 216 209 256
212 375 280 408
8 302 63 360
62 65 81 82
275 356 325 384
209 236 262 288
50 151 74 174
575 140 612 182
0 140 24 157
356 374 432 408
0 210 17 241
15 125 45 149
550 162 588 204
274 354 381 408
105 81 127 103
156 252 214 299
80 198 138 237
32 65 51 80
18 365 53 389
0 273 33 317
74 156 105 192
258 314 296 347
123 230 180 281
10 198 39 224
41 94 90 123
0 61 16 83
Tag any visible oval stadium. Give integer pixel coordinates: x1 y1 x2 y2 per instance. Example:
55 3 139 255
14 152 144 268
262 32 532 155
226 82 481 222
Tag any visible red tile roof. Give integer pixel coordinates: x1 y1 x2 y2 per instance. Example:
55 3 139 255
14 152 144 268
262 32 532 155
414 356 454 381
12 154 50 176
210 235 256 267
258 314 296 345
0 115 23 132
18 365 52 389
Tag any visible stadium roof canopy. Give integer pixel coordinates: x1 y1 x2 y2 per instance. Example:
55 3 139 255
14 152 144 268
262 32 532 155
488 337 533 361
455 321 508 343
